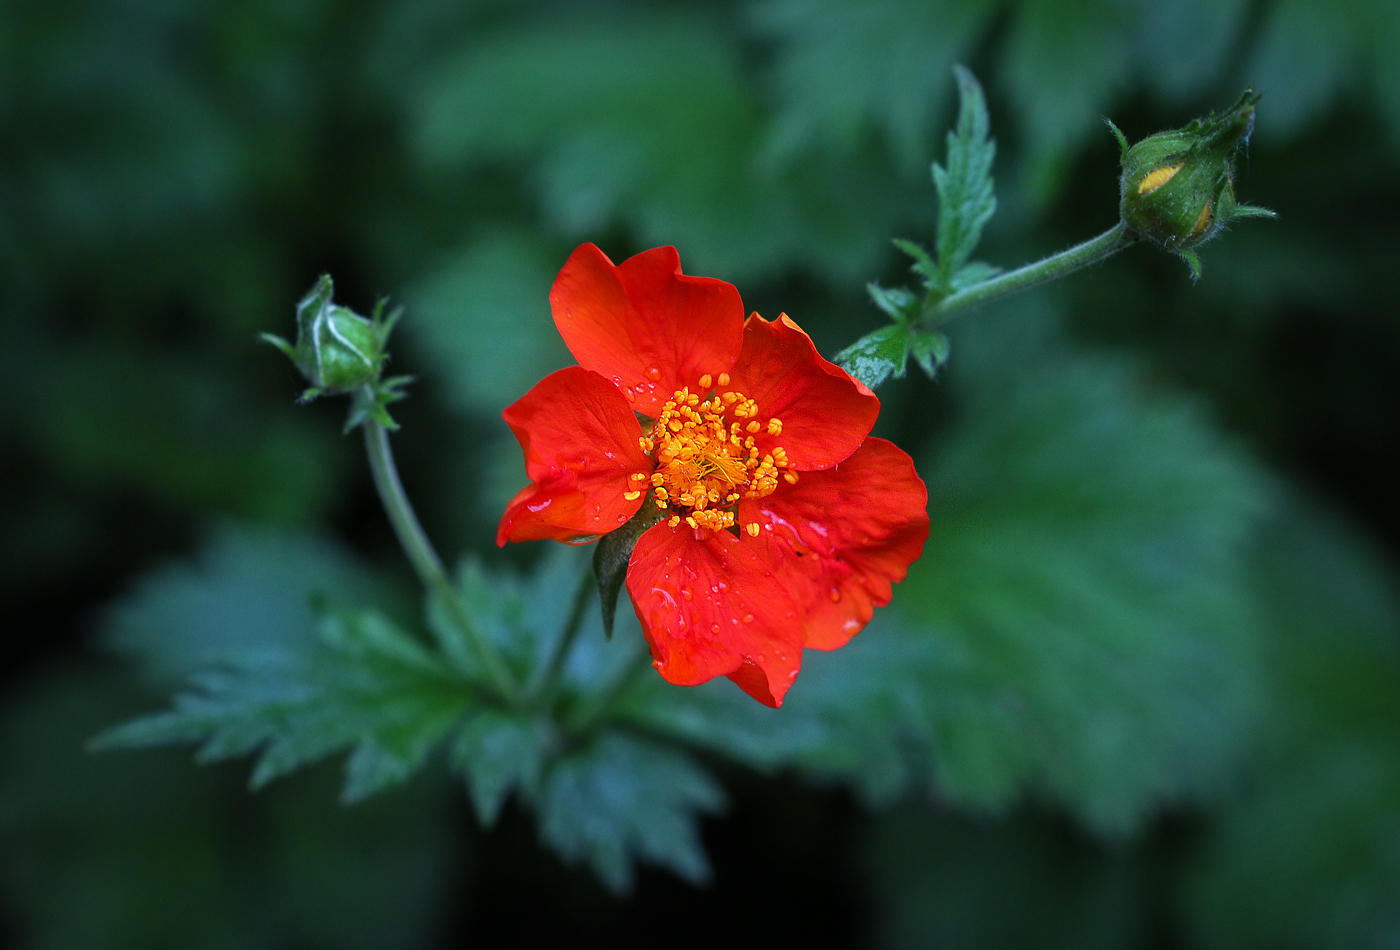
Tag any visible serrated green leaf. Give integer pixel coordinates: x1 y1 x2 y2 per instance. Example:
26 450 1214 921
1186 503 1400 950
949 260 1002 291
834 324 913 390
537 733 724 893
932 66 997 289
751 0 993 171
403 231 570 417
998 0 1136 196
868 305 1269 832
99 526 389 689
866 281 920 321
412 16 902 285
451 710 555 825
96 608 476 802
910 331 951 378
892 238 939 288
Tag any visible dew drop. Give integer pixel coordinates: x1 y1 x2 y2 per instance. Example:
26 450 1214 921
624 388 637 402
616 513 628 523
612 375 623 386
716 581 728 592
644 366 662 382
829 587 842 603
742 613 754 623
711 623 722 634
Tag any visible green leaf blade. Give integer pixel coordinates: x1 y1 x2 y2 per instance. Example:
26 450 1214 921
933 66 998 287
537 733 725 894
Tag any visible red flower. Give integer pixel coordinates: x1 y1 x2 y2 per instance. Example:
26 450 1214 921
498 244 929 707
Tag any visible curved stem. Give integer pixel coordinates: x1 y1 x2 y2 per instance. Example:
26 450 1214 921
527 565 595 701
928 222 1135 324
363 419 518 703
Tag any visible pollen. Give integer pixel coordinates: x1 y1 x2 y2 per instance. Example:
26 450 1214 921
624 490 642 501
745 523 761 537
717 373 730 386
698 373 712 390
641 386 792 535
1137 162 1183 196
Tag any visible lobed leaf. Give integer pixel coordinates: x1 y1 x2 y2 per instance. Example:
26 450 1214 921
537 733 725 893
835 322 950 390
932 66 997 289
94 608 476 804
1185 503 1400 950
451 710 555 826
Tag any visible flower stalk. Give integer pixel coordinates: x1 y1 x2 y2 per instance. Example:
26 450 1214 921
363 417 519 703
527 565 595 701
925 222 1134 325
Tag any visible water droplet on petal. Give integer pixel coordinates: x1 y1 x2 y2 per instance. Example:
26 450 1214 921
681 587 693 601
711 623 722 634
616 513 628 522
829 588 842 602
644 366 662 382
716 581 728 592
742 613 754 623
624 388 637 402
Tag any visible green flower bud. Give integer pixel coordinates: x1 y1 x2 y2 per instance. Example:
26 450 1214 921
1110 89 1275 277
261 275 399 396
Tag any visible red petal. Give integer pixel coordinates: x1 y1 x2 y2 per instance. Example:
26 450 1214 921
626 522 803 707
739 437 928 650
725 313 879 471
497 366 650 546
550 244 745 416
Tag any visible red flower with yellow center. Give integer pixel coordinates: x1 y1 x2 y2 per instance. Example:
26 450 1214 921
498 244 929 707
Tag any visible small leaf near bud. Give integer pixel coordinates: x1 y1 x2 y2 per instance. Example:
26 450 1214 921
1115 89 1276 277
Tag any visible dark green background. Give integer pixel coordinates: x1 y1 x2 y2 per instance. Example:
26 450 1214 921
3 0 1399 946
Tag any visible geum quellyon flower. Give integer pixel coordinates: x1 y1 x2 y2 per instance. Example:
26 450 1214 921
497 244 929 707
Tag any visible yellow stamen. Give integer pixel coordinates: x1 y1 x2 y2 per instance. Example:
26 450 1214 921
767 418 782 435
717 373 730 386
745 523 760 537
624 490 641 501
639 386 791 535
698 373 712 390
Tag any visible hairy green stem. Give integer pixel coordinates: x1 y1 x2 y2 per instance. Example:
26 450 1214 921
927 222 1135 324
527 565 595 701
363 418 518 702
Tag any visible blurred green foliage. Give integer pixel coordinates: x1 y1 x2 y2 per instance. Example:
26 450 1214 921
3 0 1400 945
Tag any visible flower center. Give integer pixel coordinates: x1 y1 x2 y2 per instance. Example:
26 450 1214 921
631 378 794 535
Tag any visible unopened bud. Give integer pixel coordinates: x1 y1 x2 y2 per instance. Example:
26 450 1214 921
1110 90 1275 277
262 275 399 396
